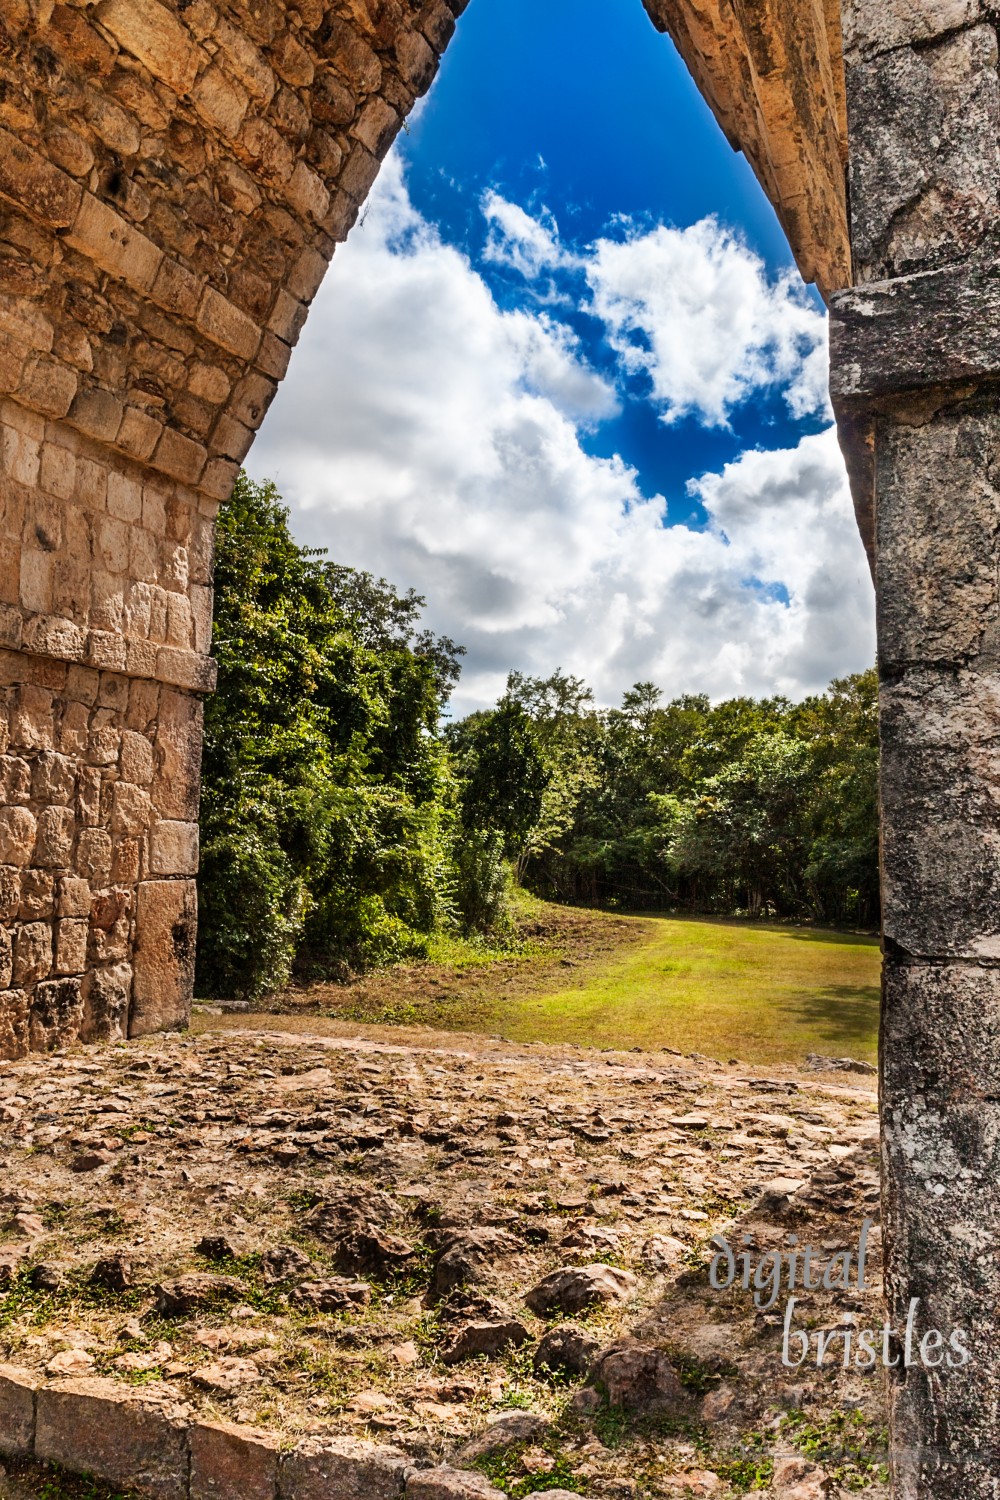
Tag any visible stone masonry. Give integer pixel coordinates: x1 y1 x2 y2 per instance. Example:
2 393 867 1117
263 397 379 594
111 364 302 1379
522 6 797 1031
830 2 1000 1496
0 0 465 1056
3 0 1000 1494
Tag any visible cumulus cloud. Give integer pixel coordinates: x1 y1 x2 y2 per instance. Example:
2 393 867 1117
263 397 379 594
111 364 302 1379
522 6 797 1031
482 190 571 279
585 217 831 428
249 158 873 716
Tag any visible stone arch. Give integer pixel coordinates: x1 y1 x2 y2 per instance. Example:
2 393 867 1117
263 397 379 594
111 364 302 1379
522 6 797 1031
3 3 1000 1490
0 0 849 1056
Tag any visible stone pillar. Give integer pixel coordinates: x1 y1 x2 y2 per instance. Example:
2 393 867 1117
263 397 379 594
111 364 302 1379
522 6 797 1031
831 3 1000 1494
0 0 462 1059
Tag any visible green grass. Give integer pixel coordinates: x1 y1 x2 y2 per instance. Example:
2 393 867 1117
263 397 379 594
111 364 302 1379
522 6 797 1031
492 915 880 1066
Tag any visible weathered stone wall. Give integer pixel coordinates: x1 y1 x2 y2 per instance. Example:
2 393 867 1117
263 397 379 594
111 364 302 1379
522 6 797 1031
831 2 1000 1495
0 0 463 1054
646 0 850 297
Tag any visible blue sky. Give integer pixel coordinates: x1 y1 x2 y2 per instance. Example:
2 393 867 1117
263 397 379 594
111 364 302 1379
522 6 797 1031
399 0 830 520
249 0 874 714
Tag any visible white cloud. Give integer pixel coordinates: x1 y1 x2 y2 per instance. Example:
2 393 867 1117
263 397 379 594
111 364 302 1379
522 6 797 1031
249 158 873 716
585 217 831 428
482 190 570 279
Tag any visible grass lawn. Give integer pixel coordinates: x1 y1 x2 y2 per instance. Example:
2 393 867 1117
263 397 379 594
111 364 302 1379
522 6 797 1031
492 915 881 1067
221 902 881 1070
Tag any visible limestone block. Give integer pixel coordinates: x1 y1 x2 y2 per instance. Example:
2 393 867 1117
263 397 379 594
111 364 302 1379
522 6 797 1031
153 428 207 485
0 806 36 866
881 667 1000 958
847 26 1000 280
22 615 85 662
18 871 54 921
131 879 197 1036
106 472 143 523
0 128 81 230
13 922 52 986
111 781 153 836
111 836 141 886
197 286 261 361
353 97 400 157
58 874 91 917
0 756 32 804
0 988 27 1059
843 0 980 60
77 766 102 827
59 700 90 757
0 869 21 920
0 1364 39 1455
35 1376 191 1500
152 690 203 820
81 961 132 1042
881 960 1000 1490
54 918 89 975
150 820 200 876
32 752 76 808
11 684 53 749
95 0 202 96
30 976 83 1051
192 65 250 139
319 19 382 92
406 1470 505 1500
213 17 277 105
34 805 76 867
393 27 436 95
875 407 1000 669
120 729 155 785
76 828 112 884
189 1420 280 1500
0 925 12 988
277 1437 408 1500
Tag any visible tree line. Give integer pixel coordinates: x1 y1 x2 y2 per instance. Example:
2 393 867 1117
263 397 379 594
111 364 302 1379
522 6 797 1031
196 476 879 1000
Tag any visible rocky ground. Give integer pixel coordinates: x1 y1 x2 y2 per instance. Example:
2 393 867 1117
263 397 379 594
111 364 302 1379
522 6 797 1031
0 1021 887 1499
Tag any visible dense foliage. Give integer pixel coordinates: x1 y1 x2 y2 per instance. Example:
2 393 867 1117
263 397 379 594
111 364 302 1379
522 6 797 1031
197 474 469 999
197 475 879 1000
458 669 880 928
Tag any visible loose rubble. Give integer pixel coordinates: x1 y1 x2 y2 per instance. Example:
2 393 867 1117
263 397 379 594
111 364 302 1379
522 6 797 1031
0 1021 888 1497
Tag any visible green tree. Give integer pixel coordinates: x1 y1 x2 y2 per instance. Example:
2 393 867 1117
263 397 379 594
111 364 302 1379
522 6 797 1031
197 474 464 999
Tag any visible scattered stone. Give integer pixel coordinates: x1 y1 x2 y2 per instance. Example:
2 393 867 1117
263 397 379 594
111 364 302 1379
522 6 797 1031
804 1055 877 1076
642 1234 688 1270
590 1341 682 1408
289 1277 372 1312
155 1273 245 1315
305 1187 398 1240
196 1234 239 1262
772 1456 830 1500
261 1243 313 1282
757 1178 806 1210
568 1387 601 1413
441 1317 529 1365
533 1324 601 1379
29 1262 65 1293
457 1413 550 1462
524 1263 637 1316
701 1383 737 1421
430 1230 519 1300
90 1256 132 1293
69 1151 112 1173
334 1227 416 1278
46 1348 94 1376
192 1356 262 1394
406 1467 507 1500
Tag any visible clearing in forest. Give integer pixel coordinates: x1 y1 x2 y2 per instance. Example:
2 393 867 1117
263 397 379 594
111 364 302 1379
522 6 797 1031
207 902 881 1069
